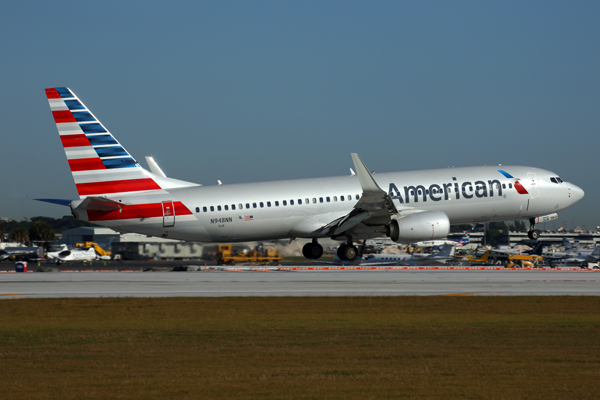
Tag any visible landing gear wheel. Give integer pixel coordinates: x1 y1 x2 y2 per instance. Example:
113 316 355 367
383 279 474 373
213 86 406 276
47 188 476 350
528 230 540 240
337 244 358 261
302 242 323 259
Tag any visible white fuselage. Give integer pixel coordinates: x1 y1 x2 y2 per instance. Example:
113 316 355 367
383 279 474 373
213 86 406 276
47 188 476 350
93 165 583 243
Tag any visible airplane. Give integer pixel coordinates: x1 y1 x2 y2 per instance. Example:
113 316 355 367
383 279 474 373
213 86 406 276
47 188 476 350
453 250 490 264
46 246 109 264
414 230 471 247
0 246 44 261
542 238 580 259
32 87 585 261
358 244 456 266
545 245 600 268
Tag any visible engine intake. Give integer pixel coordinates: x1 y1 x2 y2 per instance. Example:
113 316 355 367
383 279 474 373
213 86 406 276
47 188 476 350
386 211 450 243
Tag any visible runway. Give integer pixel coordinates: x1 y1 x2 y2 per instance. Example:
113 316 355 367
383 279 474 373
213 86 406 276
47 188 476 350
1 268 599 298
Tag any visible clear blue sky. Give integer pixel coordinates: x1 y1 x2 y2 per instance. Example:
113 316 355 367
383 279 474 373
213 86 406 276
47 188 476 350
1 1 598 230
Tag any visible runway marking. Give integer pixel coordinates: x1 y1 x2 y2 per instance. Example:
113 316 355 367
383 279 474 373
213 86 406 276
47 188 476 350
437 291 488 296
1 293 29 297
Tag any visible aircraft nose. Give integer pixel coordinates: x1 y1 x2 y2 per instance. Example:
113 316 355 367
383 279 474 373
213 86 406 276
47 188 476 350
570 184 585 204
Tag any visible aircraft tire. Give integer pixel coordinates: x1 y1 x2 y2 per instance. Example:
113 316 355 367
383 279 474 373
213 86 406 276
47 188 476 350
339 244 358 261
528 230 541 240
337 244 348 260
302 242 323 259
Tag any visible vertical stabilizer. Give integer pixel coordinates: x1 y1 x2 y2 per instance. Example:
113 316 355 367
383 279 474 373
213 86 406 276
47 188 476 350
45 87 162 198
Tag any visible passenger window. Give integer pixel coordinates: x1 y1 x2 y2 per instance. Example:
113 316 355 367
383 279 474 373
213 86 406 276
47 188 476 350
267 201 271 207
203 206 207 212
340 196 344 201
326 197 330 202
224 205 229 211
210 206 215 212
355 194 359 200
298 199 302 205
305 198 309 204
290 200 294 205
239 204 243 209
502 184 506 189
217 205 222 211
283 200 287 206
333 196 337 202
246 203 250 209
313 198 317 204
319 197 323 203
275 201 279 206
260 202 264 208
232 204 236 210
195 207 199 213
253 203 257 208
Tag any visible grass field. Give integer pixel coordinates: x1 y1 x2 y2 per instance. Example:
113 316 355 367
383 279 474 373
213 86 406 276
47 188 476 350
1 297 599 399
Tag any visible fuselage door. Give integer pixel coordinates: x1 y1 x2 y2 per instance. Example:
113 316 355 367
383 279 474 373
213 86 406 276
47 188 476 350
162 201 175 227
527 173 539 199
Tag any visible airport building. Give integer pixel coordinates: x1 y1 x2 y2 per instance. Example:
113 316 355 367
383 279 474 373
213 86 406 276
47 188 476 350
60 227 205 260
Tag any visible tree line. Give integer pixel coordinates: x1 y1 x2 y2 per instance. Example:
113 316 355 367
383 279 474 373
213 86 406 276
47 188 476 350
0 216 95 245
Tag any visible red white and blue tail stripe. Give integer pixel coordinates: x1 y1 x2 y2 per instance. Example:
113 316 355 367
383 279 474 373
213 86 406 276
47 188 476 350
46 87 163 197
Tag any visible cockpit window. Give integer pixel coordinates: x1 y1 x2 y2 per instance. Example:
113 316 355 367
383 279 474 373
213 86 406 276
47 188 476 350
557 177 563 183
550 177 564 184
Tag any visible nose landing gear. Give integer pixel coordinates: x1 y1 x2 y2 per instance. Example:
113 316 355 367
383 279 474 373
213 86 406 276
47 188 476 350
528 217 541 240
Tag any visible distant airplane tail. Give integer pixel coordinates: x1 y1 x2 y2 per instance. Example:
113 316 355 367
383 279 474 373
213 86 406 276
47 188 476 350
457 230 471 245
436 244 455 258
45 87 197 198
531 242 544 255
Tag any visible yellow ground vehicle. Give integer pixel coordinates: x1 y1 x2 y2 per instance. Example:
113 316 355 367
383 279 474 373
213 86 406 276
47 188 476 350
216 244 282 265
506 254 543 268
75 242 112 258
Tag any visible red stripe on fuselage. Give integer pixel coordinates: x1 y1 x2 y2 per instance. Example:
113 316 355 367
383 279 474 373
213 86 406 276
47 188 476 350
45 88 61 99
68 158 106 172
52 110 76 123
87 201 192 221
61 134 91 148
76 178 162 196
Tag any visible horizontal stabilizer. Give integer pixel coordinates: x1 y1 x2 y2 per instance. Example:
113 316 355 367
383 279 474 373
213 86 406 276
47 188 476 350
24 196 73 207
72 196 124 211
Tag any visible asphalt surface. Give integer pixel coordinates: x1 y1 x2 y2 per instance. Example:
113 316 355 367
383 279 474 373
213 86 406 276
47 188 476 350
1 266 599 298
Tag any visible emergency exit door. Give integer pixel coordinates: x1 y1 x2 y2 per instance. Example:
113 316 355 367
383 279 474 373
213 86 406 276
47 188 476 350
162 201 175 227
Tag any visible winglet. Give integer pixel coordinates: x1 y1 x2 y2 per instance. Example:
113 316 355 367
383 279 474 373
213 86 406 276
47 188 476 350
350 153 384 194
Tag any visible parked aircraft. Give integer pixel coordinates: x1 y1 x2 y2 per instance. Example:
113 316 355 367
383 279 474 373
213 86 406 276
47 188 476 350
33 87 585 261
0 247 43 261
358 244 456 266
453 250 490 264
414 230 471 247
546 245 600 268
46 246 108 264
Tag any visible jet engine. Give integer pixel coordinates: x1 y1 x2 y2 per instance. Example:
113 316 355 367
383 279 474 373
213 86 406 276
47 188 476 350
385 211 450 243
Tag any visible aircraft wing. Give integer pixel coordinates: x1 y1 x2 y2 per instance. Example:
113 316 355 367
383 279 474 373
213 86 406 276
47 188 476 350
315 154 419 238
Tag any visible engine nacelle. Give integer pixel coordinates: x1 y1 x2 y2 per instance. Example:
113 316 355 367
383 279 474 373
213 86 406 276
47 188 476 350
386 211 450 243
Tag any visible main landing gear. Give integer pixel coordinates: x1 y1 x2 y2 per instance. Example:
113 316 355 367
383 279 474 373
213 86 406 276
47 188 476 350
528 217 541 240
302 240 324 259
337 241 359 261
